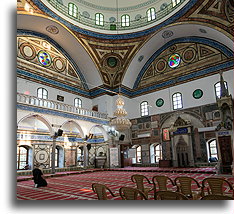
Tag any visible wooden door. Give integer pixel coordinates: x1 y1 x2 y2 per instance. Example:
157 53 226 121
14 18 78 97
218 136 233 174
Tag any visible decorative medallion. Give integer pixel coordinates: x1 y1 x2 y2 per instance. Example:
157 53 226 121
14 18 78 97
199 28 207 33
162 30 173 39
46 25 59 34
138 55 144 62
182 48 196 63
107 57 118 68
156 98 164 107
19 42 36 60
38 50 52 67
193 89 203 99
155 58 167 73
168 53 181 68
53 57 66 72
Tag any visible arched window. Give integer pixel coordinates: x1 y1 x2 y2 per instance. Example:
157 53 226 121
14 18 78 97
74 98 82 108
207 139 218 162
121 14 130 27
95 13 104 26
172 92 183 110
17 146 28 170
172 0 181 7
68 3 78 18
37 87 48 99
136 146 142 163
77 146 84 166
140 101 149 116
147 8 156 21
214 81 228 98
150 144 162 163
154 144 162 163
55 147 59 167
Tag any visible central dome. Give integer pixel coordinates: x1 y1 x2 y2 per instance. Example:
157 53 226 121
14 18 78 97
40 0 191 35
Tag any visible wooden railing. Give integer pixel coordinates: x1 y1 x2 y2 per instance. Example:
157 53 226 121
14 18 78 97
17 93 108 120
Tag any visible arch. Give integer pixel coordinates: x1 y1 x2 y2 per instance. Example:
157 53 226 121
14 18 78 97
17 30 90 90
88 125 108 141
17 113 53 135
60 120 84 138
133 36 233 89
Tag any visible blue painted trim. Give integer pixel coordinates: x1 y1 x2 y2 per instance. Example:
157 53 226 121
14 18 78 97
17 68 90 96
133 37 234 89
17 29 89 90
31 0 197 39
17 104 109 125
132 60 234 96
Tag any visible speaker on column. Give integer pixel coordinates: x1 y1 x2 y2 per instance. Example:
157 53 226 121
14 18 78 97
57 129 63 136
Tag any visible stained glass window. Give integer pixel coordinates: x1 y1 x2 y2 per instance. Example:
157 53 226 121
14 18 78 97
38 50 52 67
193 89 203 99
156 98 164 107
168 53 181 68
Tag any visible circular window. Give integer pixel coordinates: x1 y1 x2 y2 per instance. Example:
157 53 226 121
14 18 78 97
193 89 203 99
168 53 181 68
156 98 164 107
38 50 52 67
107 57 118 68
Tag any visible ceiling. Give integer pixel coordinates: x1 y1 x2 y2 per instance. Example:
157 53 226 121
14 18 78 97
17 0 234 96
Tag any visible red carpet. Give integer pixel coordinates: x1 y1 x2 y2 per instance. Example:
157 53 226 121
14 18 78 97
17 169 233 200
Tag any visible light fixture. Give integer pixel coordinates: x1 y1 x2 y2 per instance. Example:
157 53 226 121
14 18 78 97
110 94 131 131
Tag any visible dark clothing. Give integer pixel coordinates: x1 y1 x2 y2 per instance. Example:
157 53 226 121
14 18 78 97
32 168 47 187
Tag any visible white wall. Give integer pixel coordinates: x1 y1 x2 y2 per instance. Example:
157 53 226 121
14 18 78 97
17 77 92 110
91 95 114 116
116 70 234 119
18 70 233 119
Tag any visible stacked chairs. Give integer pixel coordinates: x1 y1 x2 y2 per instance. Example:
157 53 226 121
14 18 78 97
154 190 189 200
119 187 148 200
201 177 233 197
131 174 154 199
92 183 117 200
174 176 202 199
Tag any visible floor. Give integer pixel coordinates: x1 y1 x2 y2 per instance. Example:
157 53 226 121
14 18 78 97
16 167 234 200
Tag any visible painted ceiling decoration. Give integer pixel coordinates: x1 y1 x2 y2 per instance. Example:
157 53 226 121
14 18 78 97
17 30 89 91
133 36 233 91
78 36 146 88
17 0 234 98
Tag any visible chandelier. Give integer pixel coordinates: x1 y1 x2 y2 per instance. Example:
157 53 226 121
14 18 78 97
110 95 132 131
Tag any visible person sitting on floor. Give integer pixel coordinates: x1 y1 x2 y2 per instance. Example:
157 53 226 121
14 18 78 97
32 164 47 188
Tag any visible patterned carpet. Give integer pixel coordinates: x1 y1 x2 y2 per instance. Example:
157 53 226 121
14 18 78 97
17 169 234 200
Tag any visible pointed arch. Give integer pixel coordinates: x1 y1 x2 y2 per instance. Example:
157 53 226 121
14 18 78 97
17 113 53 135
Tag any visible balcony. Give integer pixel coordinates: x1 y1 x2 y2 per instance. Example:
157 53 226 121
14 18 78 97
17 93 108 120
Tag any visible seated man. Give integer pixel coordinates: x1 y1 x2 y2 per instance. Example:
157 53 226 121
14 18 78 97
32 164 47 188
